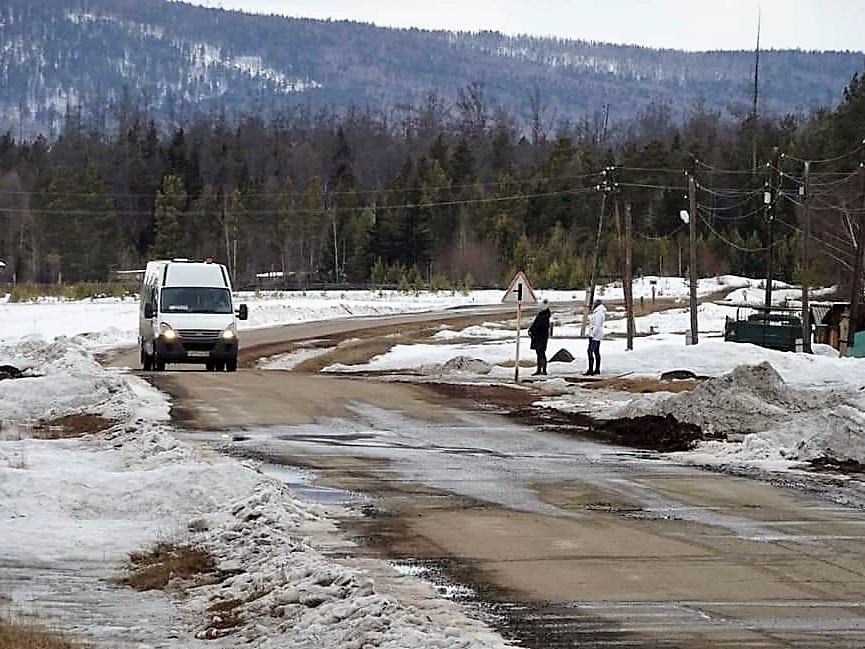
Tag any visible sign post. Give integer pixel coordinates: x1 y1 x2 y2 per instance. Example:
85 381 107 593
502 271 537 383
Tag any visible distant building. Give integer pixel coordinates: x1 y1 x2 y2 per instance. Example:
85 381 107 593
811 302 865 356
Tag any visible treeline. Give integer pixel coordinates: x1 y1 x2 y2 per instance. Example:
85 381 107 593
0 67 863 290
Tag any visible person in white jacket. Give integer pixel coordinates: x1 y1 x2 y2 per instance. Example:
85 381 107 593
585 298 606 375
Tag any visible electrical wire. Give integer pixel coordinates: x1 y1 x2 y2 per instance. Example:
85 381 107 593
617 182 687 192
697 183 763 198
0 186 599 216
781 139 865 166
693 159 757 175
807 167 864 189
811 195 865 214
774 219 854 269
695 210 779 253
696 184 764 208
697 203 765 222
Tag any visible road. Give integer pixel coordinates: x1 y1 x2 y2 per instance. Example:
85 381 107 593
117 309 865 649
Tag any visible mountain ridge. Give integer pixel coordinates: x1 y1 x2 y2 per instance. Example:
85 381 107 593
1 0 862 138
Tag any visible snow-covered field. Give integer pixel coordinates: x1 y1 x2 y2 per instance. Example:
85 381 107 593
1 276 863 647
0 288 508 351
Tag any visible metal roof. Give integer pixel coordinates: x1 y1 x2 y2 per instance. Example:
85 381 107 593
810 303 832 325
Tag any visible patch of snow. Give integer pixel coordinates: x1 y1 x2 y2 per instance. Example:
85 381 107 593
0 331 515 647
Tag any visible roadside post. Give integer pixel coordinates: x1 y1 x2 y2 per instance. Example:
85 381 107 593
502 271 538 384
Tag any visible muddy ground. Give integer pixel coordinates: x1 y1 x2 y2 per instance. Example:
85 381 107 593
246 309 713 453
140 307 865 649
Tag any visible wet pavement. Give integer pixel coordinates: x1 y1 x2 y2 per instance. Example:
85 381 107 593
206 403 865 648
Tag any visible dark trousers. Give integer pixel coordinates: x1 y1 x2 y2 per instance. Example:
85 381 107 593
587 339 601 373
534 348 547 374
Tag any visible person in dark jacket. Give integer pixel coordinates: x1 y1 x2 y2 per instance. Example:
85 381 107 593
528 299 552 375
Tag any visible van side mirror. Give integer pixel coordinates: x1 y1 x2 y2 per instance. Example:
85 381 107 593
237 304 248 321
144 304 154 319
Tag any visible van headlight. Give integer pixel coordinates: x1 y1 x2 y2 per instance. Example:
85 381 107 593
221 324 237 340
159 323 177 341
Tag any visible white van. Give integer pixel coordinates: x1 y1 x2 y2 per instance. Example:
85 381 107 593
138 259 248 372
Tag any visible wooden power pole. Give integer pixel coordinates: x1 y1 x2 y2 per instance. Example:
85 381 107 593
847 165 865 354
800 161 812 353
582 167 614 336
764 146 780 308
624 202 635 350
688 173 699 345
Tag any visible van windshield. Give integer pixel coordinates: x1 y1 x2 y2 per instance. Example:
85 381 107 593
161 287 233 314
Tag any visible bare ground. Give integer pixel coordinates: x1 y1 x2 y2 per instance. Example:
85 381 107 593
0 617 88 649
118 304 865 648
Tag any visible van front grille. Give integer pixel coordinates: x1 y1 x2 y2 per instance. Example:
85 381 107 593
178 329 221 342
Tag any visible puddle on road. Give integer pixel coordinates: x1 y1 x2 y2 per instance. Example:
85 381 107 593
176 429 364 507
255 462 365 506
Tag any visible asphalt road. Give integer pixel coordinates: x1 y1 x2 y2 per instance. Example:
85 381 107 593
117 309 865 649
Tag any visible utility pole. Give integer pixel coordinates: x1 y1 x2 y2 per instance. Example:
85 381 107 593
800 161 812 353
688 172 699 344
847 165 865 353
624 201 635 350
764 146 780 307
750 7 761 173
324 182 339 285
581 166 615 336
331 199 339 284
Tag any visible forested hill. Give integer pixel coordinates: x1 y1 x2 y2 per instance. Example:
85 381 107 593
0 0 862 137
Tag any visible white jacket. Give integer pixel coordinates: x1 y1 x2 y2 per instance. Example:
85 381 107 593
587 304 606 340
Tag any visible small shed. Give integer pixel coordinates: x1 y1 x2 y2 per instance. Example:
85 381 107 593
810 303 832 345
813 302 865 354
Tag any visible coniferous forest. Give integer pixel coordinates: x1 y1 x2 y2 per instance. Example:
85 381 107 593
0 68 864 291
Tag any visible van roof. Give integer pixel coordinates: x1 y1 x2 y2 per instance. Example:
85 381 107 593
155 261 230 288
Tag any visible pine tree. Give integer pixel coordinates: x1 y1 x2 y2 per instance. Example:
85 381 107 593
151 174 187 260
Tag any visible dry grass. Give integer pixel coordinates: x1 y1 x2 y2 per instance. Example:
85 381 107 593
0 616 88 649
118 542 217 592
31 414 116 440
575 377 700 394
205 598 244 631
496 359 538 369
294 338 401 373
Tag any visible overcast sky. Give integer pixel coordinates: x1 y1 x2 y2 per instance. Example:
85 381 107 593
182 0 864 52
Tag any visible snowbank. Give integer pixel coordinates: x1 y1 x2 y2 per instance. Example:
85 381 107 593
619 362 830 435
0 337 514 648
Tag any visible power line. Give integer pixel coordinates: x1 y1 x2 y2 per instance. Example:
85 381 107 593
775 219 854 270
780 139 865 167
693 158 757 175
696 208 784 253
697 203 765 222
696 183 763 204
0 186 598 216
0 168 605 200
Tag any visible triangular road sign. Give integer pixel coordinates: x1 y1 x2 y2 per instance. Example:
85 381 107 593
502 270 538 305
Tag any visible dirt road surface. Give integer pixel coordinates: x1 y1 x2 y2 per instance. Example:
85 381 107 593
116 309 865 649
